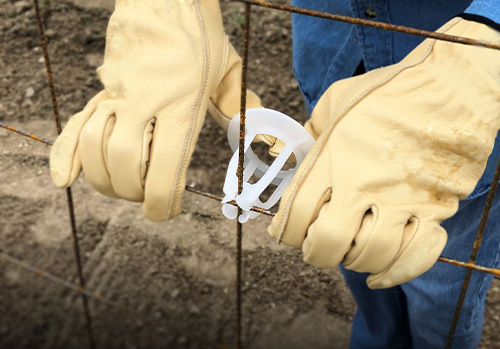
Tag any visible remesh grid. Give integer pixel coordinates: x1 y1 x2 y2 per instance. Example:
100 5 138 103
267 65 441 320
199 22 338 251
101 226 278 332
0 251 230 349
1 0 499 348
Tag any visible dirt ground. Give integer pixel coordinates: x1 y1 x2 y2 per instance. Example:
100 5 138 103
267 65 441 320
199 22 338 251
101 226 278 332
1 0 499 348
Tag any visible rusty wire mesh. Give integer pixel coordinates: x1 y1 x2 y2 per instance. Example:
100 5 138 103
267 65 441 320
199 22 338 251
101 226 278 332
1 0 500 348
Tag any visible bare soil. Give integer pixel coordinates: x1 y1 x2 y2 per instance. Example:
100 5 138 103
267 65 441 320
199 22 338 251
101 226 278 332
1 0 499 348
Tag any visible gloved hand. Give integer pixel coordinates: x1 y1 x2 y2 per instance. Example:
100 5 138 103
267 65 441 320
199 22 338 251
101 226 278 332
268 18 500 289
50 0 263 221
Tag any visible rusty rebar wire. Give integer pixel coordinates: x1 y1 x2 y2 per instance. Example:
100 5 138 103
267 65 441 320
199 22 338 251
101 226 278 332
11 2 499 348
0 122 54 145
5 122 500 278
234 0 500 52
0 121 276 217
185 185 276 216
33 0 62 134
0 251 231 349
235 2 500 345
438 256 500 277
32 1 95 347
446 154 500 348
235 4 252 348
4 122 500 278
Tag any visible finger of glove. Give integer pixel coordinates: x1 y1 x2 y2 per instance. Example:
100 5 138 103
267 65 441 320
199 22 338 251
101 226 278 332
366 220 447 289
79 102 118 198
268 117 316 160
106 110 155 201
50 91 107 188
302 197 367 269
254 134 277 149
268 138 297 162
268 151 332 248
343 208 411 274
142 107 200 221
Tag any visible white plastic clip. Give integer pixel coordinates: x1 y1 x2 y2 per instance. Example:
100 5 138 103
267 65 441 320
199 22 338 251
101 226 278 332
222 108 315 223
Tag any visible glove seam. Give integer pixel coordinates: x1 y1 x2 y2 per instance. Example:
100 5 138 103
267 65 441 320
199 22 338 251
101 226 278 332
168 0 210 219
275 18 462 242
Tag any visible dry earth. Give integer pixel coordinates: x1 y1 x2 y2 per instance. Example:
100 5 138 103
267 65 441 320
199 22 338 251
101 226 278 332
1 0 499 348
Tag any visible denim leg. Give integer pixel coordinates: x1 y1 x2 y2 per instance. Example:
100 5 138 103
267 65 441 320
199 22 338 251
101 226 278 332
402 190 500 349
340 266 412 348
342 189 500 348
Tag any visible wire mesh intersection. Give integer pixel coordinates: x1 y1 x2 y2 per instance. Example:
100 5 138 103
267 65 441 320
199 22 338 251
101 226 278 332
2 121 500 274
2 0 500 348
0 251 231 349
33 0 95 347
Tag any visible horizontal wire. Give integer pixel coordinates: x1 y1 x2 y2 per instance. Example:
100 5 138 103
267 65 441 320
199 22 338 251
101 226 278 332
0 122 275 216
1 121 54 145
184 186 276 216
438 256 500 277
4 122 500 277
0 250 231 349
235 0 500 51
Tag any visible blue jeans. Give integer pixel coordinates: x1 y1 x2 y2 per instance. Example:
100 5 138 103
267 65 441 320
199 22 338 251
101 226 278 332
340 187 500 348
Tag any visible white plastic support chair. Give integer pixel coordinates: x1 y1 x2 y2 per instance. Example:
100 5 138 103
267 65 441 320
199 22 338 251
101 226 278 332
222 108 315 223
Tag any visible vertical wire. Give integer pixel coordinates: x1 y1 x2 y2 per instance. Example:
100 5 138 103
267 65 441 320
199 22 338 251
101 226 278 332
236 4 252 348
33 1 95 348
446 153 500 348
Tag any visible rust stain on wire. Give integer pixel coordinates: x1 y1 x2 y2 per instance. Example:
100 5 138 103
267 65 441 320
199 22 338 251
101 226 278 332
10 2 498 348
235 0 500 51
0 251 231 349
33 0 62 134
446 153 500 349
438 256 500 277
32 1 94 347
0 122 276 217
235 4 252 348
185 186 276 216
5 123 500 276
0 122 54 145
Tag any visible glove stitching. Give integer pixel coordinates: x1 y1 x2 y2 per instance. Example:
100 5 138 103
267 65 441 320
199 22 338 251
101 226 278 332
275 19 462 243
168 0 210 219
276 59 426 242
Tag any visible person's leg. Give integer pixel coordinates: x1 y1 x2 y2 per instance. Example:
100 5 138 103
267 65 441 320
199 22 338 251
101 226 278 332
401 189 500 348
340 266 412 348
343 188 500 348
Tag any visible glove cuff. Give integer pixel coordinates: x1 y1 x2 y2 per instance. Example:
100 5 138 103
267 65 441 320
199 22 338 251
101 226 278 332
457 14 500 33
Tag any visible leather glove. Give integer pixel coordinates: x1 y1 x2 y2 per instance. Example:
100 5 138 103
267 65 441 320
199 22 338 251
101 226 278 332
50 0 262 221
268 18 500 289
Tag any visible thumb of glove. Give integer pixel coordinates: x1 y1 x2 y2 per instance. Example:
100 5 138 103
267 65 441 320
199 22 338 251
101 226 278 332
50 91 107 188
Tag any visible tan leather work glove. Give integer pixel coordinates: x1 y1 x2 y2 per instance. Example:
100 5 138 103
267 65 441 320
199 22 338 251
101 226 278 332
268 18 500 289
50 0 263 221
